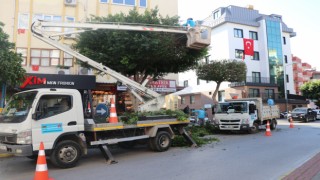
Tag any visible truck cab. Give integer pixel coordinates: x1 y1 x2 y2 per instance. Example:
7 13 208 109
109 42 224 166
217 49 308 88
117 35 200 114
213 98 279 134
0 88 84 156
213 101 258 133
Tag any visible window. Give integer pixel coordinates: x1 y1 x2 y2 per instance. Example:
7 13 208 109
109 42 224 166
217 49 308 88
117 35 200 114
16 48 27 65
283 37 286 45
213 10 219 19
65 16 75 34
286 74 289 83
36 95 72 119
64 52 73 67
284 55 288 63
252 72 261 83
249 31 258 40
140 0 146 7
234 28 243 38
51 50 60 66
33 14 62 31
112 0 135 6
265 89 275 99
181 96 186 104
100 0 108 3
190 95 195 104
31 49 60 66
184 80 188 87
18 13 29 29
249 89 260 98
253 51 260 60
197 78 200 85
235 49 244 59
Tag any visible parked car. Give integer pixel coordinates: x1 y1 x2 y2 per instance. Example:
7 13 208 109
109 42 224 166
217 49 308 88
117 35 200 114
313 109 320 120
287 107 317 122
280 112 288 119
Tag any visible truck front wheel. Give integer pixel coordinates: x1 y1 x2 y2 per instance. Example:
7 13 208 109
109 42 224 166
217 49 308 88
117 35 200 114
270 120 277 130
50 140 82 168
151 131 172 152
248 123 259 134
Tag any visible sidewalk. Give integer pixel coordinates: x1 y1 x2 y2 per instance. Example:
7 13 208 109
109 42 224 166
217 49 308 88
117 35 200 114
282 152 320 180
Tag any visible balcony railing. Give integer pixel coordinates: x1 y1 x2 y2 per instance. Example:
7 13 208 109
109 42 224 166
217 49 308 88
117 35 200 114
243 93 306 101
229 76 278 87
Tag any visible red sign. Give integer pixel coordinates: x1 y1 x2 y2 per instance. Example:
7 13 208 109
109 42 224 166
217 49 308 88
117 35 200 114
20 76 47 88
32 65 39 71
148 80 176 92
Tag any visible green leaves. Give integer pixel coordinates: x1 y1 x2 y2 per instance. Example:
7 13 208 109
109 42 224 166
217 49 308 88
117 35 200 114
196 59 247 101
75 8 207 83
300 80 320 106
0 22 26 87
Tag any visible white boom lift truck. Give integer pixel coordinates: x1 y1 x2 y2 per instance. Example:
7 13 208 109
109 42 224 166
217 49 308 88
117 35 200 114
213 98 280 133
0 21 211 168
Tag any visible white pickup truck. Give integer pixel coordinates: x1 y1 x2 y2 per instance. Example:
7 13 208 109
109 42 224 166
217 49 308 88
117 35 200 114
0 88 193 168
212 98 280 133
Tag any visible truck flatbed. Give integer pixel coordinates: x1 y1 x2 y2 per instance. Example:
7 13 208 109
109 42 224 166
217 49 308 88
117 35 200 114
84 119 190 132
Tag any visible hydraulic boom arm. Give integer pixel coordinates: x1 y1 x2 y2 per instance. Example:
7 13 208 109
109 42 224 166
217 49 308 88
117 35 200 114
31 20 211 111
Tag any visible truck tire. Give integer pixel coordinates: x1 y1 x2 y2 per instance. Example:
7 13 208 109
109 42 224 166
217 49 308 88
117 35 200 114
248 123 259 134
270 120 277 130
151 131 172 152
50 140 82 168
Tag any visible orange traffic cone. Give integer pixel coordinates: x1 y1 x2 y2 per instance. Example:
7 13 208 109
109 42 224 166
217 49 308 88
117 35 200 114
265 120 272 136
289 117 294 128
34 142 54 180
109 98 118 123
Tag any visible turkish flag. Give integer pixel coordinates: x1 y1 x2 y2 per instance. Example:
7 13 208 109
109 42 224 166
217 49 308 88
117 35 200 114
243 38 254 57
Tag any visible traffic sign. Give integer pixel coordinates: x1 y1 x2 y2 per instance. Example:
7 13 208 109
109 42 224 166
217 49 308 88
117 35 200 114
95 103 109 118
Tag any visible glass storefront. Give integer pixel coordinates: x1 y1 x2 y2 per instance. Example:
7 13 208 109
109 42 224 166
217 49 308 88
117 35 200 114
266 19 285 95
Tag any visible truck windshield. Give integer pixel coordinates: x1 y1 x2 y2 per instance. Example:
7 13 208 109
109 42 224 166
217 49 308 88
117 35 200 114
0 91 38 123
216 102 248 114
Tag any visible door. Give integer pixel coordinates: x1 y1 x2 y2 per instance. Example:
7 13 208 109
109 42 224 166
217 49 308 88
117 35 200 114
31 93 78 151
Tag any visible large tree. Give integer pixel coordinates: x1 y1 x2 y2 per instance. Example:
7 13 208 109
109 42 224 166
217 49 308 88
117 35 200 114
300 80 320 107
196 59 247 102
74 8 208 83
0 22 26 88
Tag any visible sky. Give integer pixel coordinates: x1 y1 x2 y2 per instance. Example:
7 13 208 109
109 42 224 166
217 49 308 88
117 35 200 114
178 0 320 70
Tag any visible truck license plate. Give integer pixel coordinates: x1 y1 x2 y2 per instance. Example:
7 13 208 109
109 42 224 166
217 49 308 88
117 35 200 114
0 145 7 151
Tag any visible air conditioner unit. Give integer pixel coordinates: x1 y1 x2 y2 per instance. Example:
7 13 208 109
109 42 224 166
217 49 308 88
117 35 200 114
57 68 70 75
65 0 77 6
79 67 93 75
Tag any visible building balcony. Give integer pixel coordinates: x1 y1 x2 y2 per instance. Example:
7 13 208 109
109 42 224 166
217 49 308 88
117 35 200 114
243 93 307 103
229 76 278 87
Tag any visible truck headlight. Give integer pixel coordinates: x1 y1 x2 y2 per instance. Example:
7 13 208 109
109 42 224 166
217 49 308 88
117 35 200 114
17 130 32 144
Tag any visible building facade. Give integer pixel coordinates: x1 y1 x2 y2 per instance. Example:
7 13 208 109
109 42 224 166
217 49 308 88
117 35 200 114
292 55 316 95
0 0 178 110
178 5 308 112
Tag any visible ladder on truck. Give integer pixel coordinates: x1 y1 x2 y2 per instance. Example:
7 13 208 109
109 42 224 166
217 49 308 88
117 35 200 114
31 20 211 111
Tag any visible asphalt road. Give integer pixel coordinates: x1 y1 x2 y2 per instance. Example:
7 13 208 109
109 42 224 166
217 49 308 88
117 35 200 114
1 119 320 180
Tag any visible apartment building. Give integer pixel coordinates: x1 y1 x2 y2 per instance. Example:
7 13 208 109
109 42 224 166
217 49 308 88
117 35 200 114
178 5 309 112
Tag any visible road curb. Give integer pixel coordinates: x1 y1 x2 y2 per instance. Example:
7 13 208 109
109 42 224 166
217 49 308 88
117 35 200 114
0 153 13 158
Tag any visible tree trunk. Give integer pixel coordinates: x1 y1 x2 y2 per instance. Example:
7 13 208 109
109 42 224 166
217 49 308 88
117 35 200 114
212 82 221 104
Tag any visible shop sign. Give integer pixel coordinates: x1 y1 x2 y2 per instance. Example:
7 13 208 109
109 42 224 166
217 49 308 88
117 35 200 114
20 73 96 90
148 80 176 92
